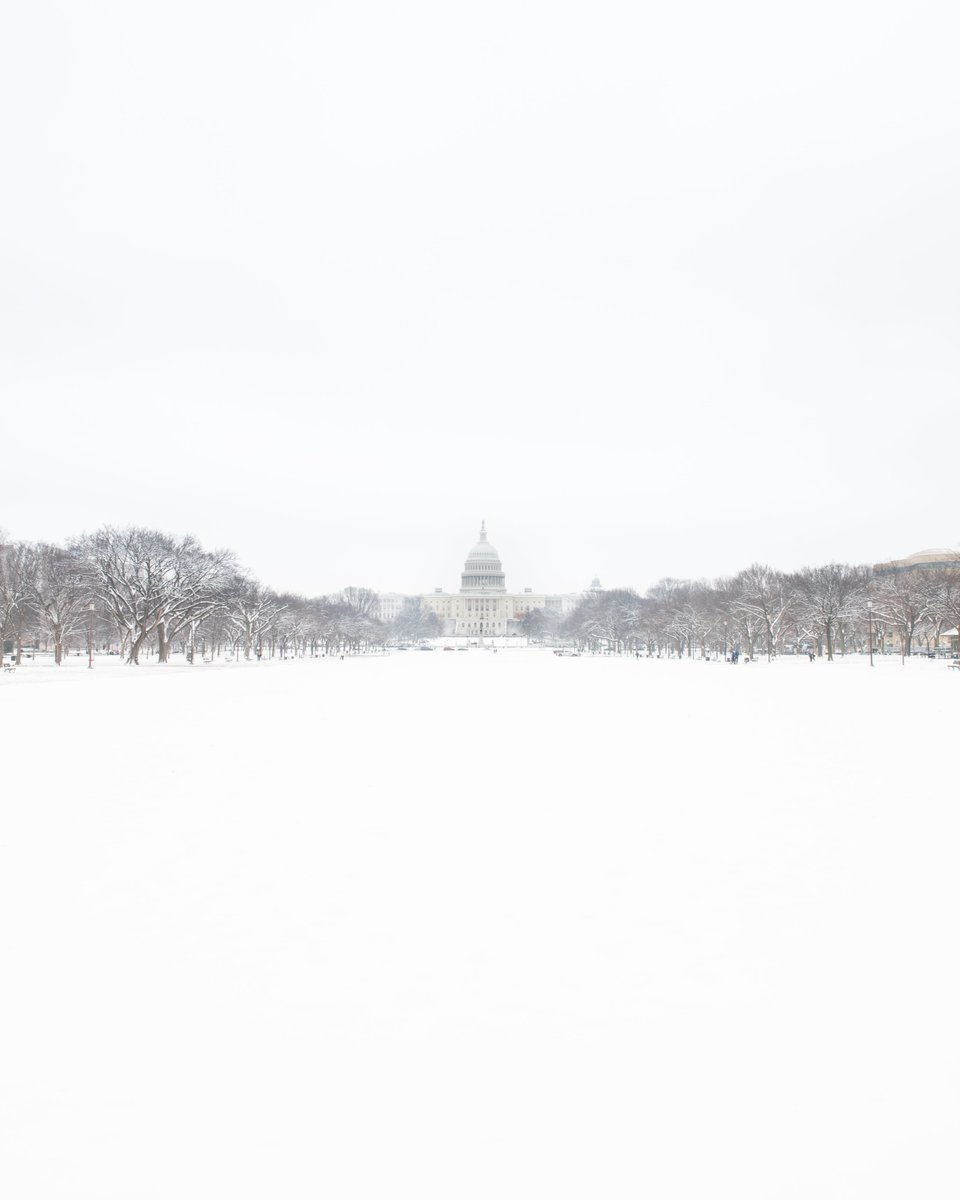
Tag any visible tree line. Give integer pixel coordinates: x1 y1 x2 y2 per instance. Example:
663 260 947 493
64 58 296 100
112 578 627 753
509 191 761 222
0 526 393 664
556 561 960 660
4 524 958 664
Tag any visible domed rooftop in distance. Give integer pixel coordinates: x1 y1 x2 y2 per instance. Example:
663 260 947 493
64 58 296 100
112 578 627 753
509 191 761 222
874 548 960 575
460 521 506 593
902 548 959 567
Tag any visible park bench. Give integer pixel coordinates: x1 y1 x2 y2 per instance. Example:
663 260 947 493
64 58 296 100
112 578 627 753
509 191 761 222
948 660 960 671
2 664 16 674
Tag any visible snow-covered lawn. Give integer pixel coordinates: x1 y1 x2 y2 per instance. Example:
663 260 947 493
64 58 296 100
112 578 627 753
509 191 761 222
2 651 958 1199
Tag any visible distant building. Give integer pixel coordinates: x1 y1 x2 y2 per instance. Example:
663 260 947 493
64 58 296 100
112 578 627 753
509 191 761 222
373 593 406 623
376 522 589 637
873 548 960 576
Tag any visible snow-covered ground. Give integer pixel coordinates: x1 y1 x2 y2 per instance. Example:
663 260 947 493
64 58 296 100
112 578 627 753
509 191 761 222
2 650 958 1199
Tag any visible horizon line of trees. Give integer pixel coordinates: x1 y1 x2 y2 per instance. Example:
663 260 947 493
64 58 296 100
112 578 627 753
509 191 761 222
0 526 400 665
555 561 960 660
3 524 958 665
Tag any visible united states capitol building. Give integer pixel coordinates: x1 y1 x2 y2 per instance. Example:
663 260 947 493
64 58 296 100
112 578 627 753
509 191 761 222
376 523 592 637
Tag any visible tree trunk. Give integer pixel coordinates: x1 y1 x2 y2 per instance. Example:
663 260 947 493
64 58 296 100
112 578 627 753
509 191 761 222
128 630 147 664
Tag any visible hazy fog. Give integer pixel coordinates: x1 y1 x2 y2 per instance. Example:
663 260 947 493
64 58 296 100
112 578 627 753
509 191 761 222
3 2 957 594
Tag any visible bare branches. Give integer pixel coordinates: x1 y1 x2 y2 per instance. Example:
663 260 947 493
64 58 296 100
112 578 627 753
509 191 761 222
4 520 959 664
556 556 960 661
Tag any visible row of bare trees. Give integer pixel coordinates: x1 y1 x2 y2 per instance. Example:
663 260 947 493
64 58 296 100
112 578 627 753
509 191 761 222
5 524 958 665
0 526 390 664
560 561 960 660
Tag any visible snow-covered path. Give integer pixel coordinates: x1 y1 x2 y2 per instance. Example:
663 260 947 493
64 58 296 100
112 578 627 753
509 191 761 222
2 651 958 1198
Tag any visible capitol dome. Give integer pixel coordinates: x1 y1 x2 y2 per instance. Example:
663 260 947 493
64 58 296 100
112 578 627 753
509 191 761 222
460 522 506 592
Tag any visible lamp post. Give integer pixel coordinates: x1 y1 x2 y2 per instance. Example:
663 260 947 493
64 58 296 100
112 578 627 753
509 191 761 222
867 600 874 668
88 602 95 669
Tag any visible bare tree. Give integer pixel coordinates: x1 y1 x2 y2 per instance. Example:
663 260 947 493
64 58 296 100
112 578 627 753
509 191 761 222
72 527 232 664
519 606 562 644
927 564 960 658
154 541 236 663
872 568 932 660
30 543 91 664
732 563 795 660
0 541 39 664
340 587 378 617
391 597 440 644
224 574 284 660
793 564 867 661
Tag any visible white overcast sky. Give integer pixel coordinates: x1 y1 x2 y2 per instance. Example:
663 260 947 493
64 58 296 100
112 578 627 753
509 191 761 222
2 2 957 595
